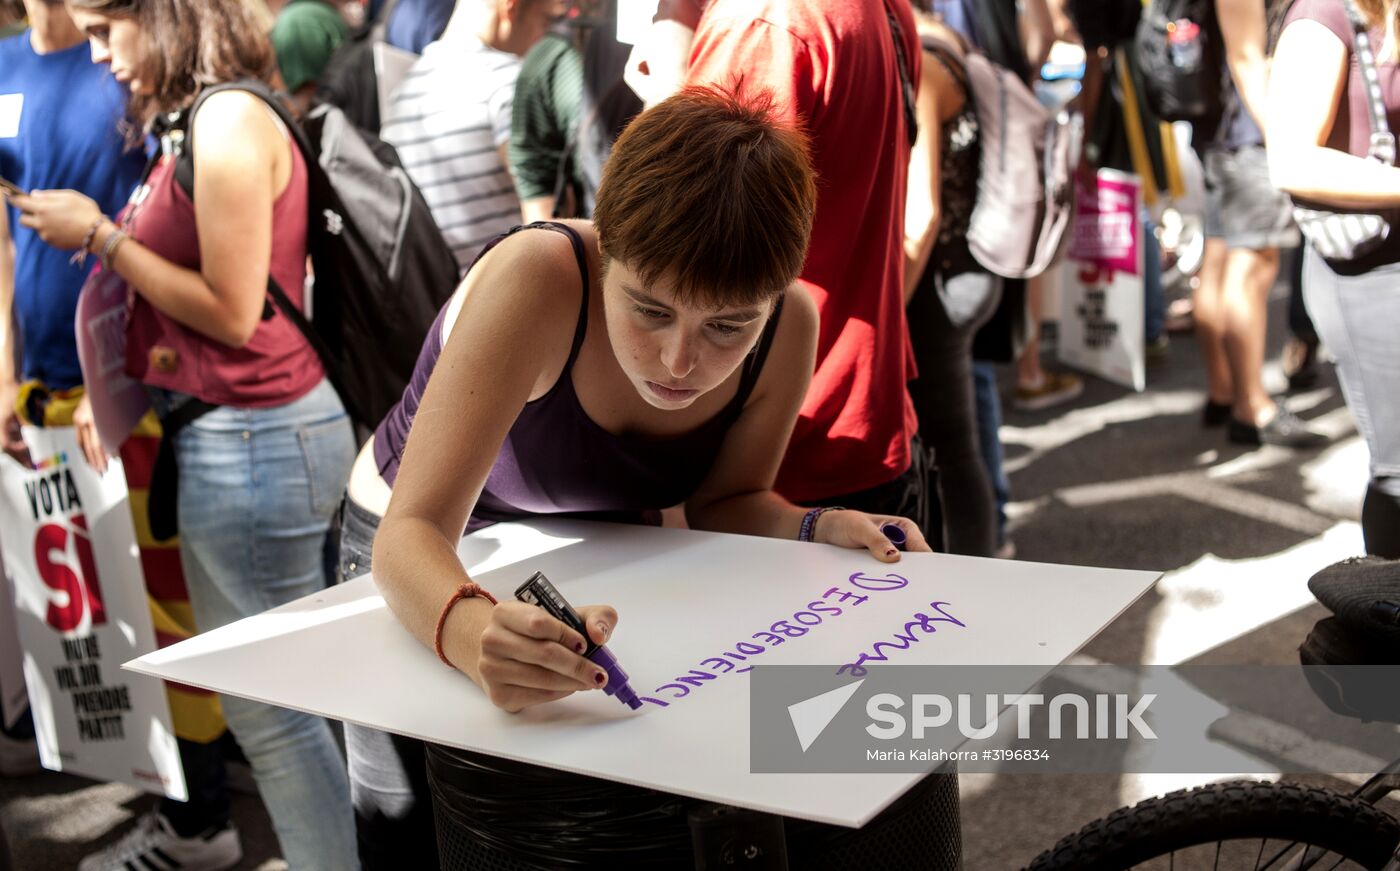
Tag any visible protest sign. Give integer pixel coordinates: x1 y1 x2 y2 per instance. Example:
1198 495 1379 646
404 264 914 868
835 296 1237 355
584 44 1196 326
0 427 185 798
1059 168 1146 391
129 519 1156 825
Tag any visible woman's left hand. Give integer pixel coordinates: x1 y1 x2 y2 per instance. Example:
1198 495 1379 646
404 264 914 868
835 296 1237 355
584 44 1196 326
11 190 104 251
814 510 931 562
72 394 109 475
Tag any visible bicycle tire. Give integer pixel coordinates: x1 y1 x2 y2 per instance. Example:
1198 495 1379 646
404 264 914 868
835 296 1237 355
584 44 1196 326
1025 780 1400 870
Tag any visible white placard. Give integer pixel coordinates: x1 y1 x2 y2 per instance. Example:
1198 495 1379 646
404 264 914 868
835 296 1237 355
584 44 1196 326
0 93 22 139
128 520 1156 826
1058 168 1146 391
0 546 26 729
0 428 185 799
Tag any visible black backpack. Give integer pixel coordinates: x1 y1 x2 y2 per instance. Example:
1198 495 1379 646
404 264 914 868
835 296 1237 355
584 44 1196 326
1135 0 1224 123
1065 0 1142 50
314 0 415 135
173 79 459 430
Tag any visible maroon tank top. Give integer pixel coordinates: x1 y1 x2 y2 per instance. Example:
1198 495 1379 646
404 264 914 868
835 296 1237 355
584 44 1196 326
374 222 784 532
123 125 322 406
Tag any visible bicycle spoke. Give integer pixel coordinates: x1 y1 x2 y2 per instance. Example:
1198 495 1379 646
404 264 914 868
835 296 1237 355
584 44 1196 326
1258 841 1304 870
1323 856 1346 871
1215 840 1222 870
1255 839 1267 871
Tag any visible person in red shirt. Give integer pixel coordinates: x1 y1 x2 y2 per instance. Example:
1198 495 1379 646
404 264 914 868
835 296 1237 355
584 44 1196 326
684 0 928 525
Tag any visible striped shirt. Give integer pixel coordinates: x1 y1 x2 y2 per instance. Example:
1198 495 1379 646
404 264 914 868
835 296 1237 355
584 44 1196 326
382 34 523 271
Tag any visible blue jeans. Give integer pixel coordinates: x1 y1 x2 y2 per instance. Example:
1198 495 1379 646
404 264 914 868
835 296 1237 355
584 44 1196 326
152 379 358 870
1302 248 1400 557
972 362 1009 544
1143 211 1165 342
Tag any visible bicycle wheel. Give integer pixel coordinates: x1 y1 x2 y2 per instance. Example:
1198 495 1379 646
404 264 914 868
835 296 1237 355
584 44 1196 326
1025 780 1400 871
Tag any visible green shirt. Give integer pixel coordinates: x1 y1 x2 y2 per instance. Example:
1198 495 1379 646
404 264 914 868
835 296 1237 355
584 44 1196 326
509 33 584 203
271 0 349 93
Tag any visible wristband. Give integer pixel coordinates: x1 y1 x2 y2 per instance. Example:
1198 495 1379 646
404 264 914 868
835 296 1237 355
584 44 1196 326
69 216 107 269
99 228 127 272
798 506 844 542
434 582 499 668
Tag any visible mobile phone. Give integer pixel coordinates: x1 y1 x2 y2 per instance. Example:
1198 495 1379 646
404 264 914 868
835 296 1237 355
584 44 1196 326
0 176 23 197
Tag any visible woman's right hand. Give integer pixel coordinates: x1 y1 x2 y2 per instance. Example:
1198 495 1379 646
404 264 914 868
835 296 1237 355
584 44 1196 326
475 601 619 713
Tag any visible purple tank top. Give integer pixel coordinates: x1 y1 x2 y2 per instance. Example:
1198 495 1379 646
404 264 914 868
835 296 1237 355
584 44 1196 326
373 222 784 532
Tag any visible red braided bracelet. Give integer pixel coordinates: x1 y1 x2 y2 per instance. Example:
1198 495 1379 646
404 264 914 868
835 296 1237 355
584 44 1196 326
434 582 499 668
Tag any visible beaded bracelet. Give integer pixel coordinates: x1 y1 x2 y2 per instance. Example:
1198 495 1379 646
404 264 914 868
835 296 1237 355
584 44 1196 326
69 216 107 269
798 506 844 542
434 582 499 668
99 227 127 272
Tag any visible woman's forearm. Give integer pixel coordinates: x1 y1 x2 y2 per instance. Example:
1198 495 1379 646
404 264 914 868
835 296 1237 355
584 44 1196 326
98 222 263 348
373 514 493 681
687 489 803 540
1270 146 1400 210
903 212 940 304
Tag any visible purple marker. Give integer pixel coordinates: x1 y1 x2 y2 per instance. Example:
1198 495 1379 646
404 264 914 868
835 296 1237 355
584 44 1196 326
514 571 642 710
880 522 908 551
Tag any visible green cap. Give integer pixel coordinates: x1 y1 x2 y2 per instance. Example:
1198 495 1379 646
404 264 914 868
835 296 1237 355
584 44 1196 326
271 0 349 93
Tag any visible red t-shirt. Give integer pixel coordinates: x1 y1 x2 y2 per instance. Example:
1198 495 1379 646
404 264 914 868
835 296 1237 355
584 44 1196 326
124 141 324 407
686 0 920 502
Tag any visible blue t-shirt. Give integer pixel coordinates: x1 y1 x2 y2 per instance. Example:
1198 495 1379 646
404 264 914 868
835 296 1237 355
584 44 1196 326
0 32 145 390
386 0 454 54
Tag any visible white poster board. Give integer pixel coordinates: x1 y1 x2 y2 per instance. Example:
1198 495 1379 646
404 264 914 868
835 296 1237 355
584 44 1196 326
1058 168 1146 391
0 428 185 799
0 546 26 729
129 520 1156 826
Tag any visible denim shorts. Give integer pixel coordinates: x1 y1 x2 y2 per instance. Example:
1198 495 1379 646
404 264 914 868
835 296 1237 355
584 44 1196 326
1203 144 1300 250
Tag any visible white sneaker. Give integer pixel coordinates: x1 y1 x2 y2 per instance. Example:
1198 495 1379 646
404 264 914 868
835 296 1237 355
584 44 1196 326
78 811 242 871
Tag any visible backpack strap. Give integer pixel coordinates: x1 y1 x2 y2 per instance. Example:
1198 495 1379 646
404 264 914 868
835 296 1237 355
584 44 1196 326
174 79 315 201
172 80 330 319
146 397 220 542
885 4 919 149
920 34 972 102
1343 0 1396 164
170 80 350 391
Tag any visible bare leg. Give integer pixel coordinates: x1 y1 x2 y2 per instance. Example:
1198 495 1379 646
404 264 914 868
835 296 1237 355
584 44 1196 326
1220 246 1280 425
1017 274 1045 388
1193 238 1234 405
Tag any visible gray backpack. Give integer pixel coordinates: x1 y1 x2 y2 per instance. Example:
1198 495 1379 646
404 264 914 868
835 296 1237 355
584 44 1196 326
961 53 1078 279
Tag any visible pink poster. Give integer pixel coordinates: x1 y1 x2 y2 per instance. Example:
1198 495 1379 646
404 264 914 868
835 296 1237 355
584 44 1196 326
1058 169 1145 392
1068 172 1141 277
75 269 149 454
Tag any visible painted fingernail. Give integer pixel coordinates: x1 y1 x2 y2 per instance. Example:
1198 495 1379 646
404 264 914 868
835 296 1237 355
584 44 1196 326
594 671 607 686
885 548 898 557
574 640 586 654
596 622 608 639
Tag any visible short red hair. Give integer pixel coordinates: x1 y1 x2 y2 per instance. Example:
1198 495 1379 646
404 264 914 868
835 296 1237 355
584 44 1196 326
593 85 817 308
